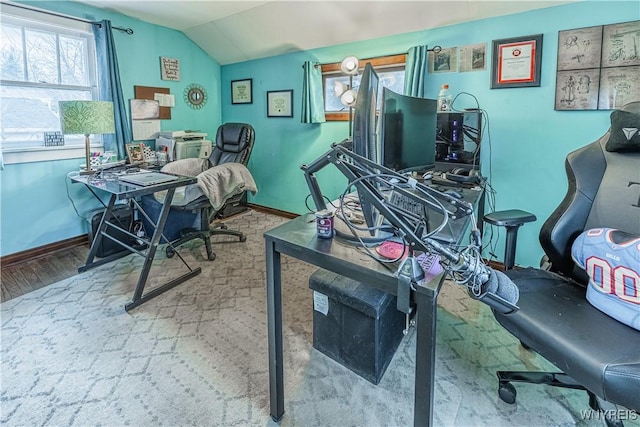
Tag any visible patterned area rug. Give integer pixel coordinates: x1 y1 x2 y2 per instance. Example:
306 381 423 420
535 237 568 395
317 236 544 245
1 210 634 426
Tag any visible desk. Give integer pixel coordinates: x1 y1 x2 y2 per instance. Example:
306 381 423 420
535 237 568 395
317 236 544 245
71 172 201 311
264 186 484 427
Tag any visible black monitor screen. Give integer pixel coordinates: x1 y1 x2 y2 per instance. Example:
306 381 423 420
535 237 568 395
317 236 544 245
352 63 379 163
379 87 437 173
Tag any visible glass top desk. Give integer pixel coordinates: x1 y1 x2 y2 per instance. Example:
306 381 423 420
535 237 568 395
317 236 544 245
264 185 484 427
71 171 201 311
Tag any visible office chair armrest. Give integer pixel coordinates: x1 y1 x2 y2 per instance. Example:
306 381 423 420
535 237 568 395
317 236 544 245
484 209 537 228
484 209 537 270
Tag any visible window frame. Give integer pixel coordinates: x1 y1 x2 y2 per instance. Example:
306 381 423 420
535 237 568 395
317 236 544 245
1 5 100 165
322 53 407 122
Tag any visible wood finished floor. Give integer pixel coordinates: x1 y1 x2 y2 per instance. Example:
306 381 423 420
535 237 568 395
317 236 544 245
1 245 89 303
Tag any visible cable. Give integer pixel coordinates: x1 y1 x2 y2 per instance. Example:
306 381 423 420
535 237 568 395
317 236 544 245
66 171 88 220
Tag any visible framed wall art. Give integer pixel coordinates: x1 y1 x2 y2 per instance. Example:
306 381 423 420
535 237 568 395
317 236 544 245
491 34 543 89
231 78 253 104
555 20 639 110
267 90 293 118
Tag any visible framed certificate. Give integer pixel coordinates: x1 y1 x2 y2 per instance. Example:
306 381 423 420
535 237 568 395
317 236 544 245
491 34 543 89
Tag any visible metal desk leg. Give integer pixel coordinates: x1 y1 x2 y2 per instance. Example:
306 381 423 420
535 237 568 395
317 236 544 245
124 188 201 311
79 194 130 272
413 289 438 427
266 238 285 422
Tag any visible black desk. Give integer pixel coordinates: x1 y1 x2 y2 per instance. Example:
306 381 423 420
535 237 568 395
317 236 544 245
264 186 484 427
71 172 201 311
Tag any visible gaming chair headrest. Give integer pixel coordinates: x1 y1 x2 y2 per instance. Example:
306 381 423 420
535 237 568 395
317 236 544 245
605 101 640 153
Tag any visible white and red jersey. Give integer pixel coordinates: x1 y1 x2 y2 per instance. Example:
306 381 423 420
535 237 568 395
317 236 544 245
571 228 640 331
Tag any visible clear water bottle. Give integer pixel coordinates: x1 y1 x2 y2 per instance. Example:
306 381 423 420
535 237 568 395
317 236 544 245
437 84 452 112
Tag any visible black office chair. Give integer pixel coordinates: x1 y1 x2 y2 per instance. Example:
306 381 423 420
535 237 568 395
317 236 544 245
485 101 640 426
141 123 255 261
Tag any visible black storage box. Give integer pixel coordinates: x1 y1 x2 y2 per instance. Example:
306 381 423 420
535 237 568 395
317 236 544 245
309 268 405 384
87 205 134 258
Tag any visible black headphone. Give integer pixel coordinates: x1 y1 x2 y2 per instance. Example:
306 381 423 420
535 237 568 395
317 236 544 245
445 167 480 183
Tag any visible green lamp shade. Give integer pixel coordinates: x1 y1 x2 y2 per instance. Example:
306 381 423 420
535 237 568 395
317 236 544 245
59 101 115 135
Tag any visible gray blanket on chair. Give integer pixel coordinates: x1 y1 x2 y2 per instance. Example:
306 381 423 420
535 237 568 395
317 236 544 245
154 159 258 210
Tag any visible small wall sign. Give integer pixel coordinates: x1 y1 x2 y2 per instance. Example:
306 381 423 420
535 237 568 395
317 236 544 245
160 57 180 81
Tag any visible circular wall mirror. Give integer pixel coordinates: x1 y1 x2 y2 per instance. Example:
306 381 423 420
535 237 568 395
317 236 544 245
184 84 207 109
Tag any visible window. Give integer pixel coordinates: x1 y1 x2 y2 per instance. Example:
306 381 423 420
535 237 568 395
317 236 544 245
322 54 407 121
0 6 98 163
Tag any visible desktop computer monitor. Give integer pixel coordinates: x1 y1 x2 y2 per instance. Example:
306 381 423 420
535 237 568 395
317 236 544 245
379 87 437 173
351 63 380 235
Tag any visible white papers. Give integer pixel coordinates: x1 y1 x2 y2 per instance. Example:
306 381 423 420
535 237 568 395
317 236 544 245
132 120 160 140
154 93 175 107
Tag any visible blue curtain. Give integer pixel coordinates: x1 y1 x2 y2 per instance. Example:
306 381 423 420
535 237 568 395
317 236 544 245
301 61 326 124
93 20 132 160
404 45 429 97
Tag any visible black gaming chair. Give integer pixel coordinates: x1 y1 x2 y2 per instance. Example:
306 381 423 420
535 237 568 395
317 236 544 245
485 101 640 426
141 123 255 261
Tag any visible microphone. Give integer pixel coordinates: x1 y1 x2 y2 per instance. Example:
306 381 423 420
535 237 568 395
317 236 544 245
424 237 519 314
468 267 519 314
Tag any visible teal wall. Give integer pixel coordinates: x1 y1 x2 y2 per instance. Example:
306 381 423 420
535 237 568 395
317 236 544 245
1 1 637 269
0 1 221 256
219 1 638 268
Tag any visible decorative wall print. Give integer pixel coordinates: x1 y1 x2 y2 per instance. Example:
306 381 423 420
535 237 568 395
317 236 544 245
557 25 603 71
598 66 640 110
555 20 639 110
555 69 601 110
601 21 640 68
160 57 180 81
459 43 487 72
231 79 253 104
267 90 293 118
428 47 458 73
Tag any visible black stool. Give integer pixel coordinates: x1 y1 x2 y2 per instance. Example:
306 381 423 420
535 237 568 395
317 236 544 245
484 209 536 270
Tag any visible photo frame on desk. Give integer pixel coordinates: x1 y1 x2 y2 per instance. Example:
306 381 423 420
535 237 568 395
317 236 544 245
491 34 543 89
267 90 293 118
231 78 253 104
125 142 144 164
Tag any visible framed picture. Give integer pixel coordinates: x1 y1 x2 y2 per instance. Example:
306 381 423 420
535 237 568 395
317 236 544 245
125 142 144 164
231 78 253 104
267 90 293 118
491 34 543 89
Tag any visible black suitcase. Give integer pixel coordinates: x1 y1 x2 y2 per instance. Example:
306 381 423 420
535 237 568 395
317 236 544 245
87 205 134 258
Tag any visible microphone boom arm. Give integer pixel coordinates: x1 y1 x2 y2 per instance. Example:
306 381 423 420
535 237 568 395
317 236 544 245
301 142 519 315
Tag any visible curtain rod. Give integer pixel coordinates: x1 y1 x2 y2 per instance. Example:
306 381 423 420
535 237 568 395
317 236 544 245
1 1 134 34
303 46 443 69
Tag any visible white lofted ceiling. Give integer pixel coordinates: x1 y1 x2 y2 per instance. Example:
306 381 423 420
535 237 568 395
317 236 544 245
73 1 576 65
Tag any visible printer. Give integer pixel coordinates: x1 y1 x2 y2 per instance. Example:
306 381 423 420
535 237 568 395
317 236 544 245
156 130 212 161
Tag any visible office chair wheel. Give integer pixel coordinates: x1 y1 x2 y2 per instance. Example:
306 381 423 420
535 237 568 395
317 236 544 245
166 247 176 258
207 252 216 261
220 224 228 230
239 235 247 242
498 381 517 404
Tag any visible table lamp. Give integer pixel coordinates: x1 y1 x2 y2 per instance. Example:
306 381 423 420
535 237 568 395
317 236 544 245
59 100 115 175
